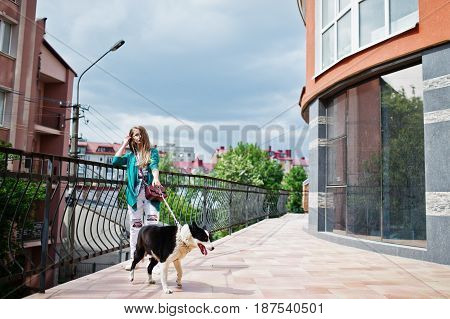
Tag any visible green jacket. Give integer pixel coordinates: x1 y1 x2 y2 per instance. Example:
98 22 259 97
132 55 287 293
112 148 159 210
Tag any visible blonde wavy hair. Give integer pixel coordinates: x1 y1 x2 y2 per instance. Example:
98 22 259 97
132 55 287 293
129 126 152 168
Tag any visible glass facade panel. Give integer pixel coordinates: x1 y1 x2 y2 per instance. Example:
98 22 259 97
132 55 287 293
327 93 346 139
359 0 385 47
322 0 335 28
381 65 425 246
325 64 425 247
327 137 346 186
337 11 351 59
346 79 382 238
322 25 335 69
326 187 347 233
390 0 418 33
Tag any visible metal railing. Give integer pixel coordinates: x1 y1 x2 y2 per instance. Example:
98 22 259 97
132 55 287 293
0 146 292 297
36 107 65 131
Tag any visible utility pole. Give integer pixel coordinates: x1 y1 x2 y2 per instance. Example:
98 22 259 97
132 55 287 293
65 40 125 279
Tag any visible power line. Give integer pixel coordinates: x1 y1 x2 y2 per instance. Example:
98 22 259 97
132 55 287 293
3 89 72 108
85 108 123 141
0 0 186 126
258 102 299 129
83 119 117 144
89 106 123 133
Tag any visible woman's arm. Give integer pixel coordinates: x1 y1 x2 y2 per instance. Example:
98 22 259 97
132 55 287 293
152 169 161 186
150 148 161 186
112 136 131 166
115 136 130 157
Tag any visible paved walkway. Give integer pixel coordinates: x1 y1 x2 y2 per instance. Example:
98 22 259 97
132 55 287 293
27 214 450 299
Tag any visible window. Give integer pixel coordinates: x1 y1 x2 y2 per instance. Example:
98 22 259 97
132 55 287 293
359 0 385 47
322 25 335 69
324 64 425 247
317 0 418 74
322 0 335 28
0 91 5 126
390 0 419 33
339 0 351 10
380 64 425 245
0 20 12 55
337 11 351 59
96 146 115 153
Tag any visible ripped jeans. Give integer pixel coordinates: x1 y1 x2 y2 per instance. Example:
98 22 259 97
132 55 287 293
128 188 160 258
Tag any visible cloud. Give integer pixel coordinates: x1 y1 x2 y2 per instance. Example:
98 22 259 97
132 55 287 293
37 0 307 159
81 109 309 160
138 1 237 54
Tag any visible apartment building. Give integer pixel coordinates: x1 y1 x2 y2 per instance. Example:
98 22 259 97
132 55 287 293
298 0 450 264
158 142 195 162
0 0 76 156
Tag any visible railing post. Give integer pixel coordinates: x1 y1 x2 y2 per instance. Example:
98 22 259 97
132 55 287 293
65 159 76 281
39 157 53 293
228 183 233 235
202 180 208 228
245 186 249 227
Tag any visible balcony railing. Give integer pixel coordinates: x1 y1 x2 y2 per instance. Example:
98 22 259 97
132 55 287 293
36 107 65 131
0 146 294 297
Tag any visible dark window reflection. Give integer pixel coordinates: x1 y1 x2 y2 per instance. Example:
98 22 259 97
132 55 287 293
326 93 347 234
325 64 426 247
347 79 382 239
381 65 426 246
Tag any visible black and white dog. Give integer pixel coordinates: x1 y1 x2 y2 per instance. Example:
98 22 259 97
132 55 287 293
129 222 214 294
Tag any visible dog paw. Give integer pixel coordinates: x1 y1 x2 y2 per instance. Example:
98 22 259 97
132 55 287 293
164 288 173 294
148 279 156 284
129 271 134 282
176 281 182 288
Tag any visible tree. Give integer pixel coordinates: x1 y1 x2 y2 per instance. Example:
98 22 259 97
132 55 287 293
0 141 46 272
159 153 176 172
282 166 307 213
213 143 283 189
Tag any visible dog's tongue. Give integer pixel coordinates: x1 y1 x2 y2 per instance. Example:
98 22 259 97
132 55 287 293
197 243 207 256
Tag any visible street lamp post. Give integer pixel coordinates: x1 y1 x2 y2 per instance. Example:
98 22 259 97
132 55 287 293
66 40 125 278
70 39 125 159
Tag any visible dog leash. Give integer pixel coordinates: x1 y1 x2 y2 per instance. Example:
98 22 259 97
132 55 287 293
154 185 181 228
142 176 182 227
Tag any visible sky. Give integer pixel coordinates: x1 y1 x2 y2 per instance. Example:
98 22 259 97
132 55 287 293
36 0 307 160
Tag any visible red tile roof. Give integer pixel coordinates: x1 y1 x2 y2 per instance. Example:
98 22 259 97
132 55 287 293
78 141 124 155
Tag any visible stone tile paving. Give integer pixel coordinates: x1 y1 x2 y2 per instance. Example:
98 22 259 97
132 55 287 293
27 214 450 299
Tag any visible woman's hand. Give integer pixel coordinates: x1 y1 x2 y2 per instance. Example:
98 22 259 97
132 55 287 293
152 178 161 187
115 135 131 157
123 135 131 146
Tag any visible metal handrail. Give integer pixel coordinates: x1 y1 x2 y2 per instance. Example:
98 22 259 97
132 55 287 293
0 146 294 297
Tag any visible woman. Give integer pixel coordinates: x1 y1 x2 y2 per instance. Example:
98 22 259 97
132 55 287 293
112 126 161 270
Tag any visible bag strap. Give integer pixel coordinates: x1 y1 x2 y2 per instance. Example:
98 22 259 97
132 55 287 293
146 184 181 228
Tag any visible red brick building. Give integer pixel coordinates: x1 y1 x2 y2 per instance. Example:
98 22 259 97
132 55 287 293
0 0 76 156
